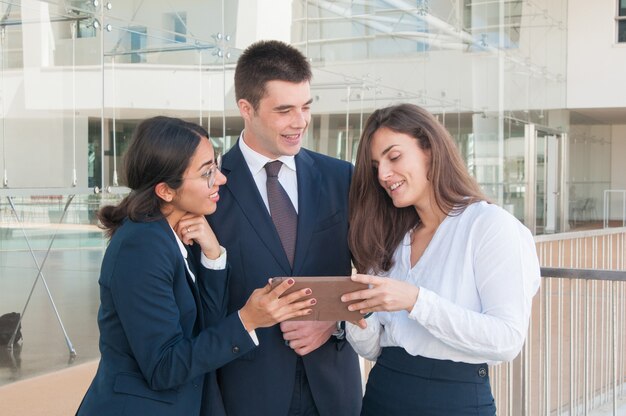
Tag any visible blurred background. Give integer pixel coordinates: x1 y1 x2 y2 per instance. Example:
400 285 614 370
0 1 625 414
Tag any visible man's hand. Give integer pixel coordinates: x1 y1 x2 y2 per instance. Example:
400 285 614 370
280 321 336 356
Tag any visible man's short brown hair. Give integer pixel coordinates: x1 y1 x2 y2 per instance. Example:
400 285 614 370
234 40 312 111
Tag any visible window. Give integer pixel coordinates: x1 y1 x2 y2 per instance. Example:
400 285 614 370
164 12 187 44
618 0 626 42
463 0 523 49
69 0 97 38
76 21 97 39
129 26 147 63
173 13 187 43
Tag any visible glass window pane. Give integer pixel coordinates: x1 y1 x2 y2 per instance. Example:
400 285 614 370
620 0 626 16
619 20 626 42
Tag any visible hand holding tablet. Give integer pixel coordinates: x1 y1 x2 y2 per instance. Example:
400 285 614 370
270 276 368 321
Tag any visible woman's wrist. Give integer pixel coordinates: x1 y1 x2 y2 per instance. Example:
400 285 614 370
405 286 420 313
202 245 222 260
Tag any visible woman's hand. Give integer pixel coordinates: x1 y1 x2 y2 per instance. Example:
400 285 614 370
341 274 420 314
175 214 221 259
239 279 316 332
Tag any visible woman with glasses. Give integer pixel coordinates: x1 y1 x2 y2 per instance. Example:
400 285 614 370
341 104 540 415
77 116 315 416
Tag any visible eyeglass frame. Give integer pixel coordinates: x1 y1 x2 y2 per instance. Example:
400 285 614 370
184 153 222 188
202 153 222 188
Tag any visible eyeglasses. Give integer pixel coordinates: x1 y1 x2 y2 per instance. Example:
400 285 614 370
186 153 222 188
203 153 222 188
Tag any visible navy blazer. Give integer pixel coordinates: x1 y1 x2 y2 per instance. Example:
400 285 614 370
207 142 362 416
77 218 256 416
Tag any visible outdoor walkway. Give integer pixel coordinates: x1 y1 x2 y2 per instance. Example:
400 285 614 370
1 222 625 415
0 225 103 388
0 360 97 415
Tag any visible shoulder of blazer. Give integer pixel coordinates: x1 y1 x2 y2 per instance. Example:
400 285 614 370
300 148 352 170
297 148 353 185
221 140 245 174
100 218 182 288
110 217 178 256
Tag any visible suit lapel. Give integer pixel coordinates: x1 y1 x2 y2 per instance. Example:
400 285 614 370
183 246 205 329
293 150 320 275
156 219 205 329
185 262 201 303
223 143 292 274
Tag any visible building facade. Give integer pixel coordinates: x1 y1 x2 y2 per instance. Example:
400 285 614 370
2 1 626 407
2 0 626 394
0 0 624 235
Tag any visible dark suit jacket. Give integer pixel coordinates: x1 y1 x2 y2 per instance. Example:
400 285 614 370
207 142 362 416
77 218 256 416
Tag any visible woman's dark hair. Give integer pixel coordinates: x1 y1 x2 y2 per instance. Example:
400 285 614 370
98 116 209 237
348 103 487 274
234 40 312 111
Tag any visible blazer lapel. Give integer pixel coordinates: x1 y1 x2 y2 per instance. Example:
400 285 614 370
157 219 205 329
292 150 321 275
223 142 292 274
183 246 206 330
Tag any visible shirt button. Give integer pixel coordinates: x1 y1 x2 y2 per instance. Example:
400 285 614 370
478 367 487 377
232 346 240 354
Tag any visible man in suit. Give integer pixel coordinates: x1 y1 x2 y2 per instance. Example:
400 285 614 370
207 40 362 416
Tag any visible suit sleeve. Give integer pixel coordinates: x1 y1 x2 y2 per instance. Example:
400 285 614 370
109 226 256 391
189 243 230 325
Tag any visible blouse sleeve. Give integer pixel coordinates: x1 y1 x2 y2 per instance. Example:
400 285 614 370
200 246 227 270
409 209 541 362
346 314 383 361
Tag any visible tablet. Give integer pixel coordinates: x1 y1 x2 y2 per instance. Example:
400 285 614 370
270 276 368 321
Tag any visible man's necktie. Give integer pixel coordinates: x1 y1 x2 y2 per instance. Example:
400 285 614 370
265 160 297 267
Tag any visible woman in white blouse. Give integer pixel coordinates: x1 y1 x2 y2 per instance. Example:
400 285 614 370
342 104 541 415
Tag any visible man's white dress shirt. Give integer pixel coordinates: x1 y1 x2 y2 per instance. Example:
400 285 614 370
238 132 298 213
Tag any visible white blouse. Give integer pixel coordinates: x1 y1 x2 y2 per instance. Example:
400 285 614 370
346 201 541 365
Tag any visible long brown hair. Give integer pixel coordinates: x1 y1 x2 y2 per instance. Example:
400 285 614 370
348 103 487 274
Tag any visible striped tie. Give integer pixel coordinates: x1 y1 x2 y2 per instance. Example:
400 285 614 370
265 161 297 268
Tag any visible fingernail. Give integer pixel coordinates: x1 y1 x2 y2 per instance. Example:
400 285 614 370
340 296 346 302
348 306 354 311
287 278 294 285
305 289 312 295
310 299 316 305
307 309 312 314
